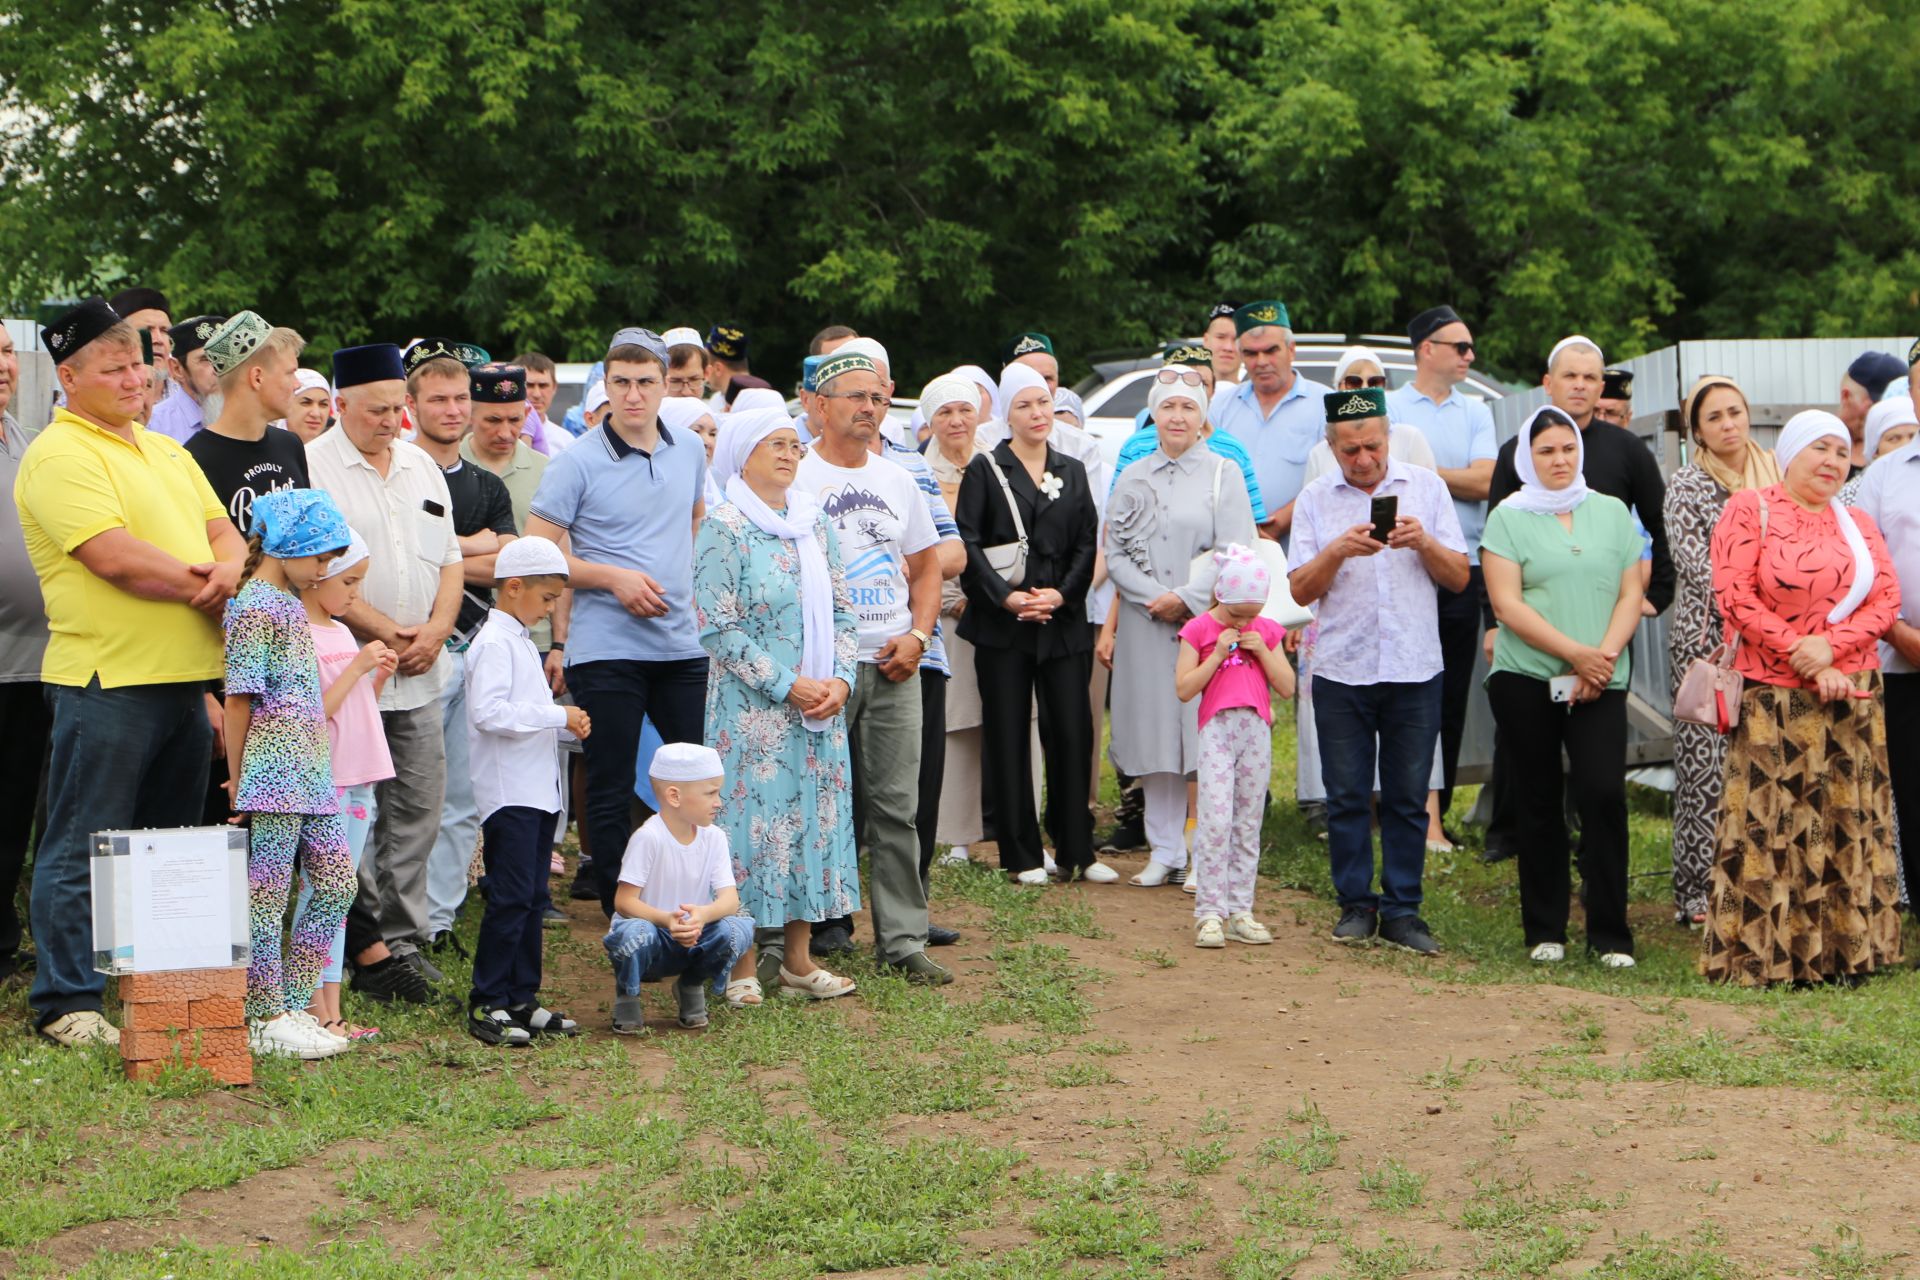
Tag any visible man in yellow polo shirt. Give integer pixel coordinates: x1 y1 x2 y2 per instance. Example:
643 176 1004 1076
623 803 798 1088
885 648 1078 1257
12 296 247 1047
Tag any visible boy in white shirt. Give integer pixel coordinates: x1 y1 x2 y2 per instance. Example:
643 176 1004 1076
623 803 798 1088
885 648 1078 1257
464 536 592 1046
603 742 754 1033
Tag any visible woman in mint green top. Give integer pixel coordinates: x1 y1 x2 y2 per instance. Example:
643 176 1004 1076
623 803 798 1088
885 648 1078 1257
1481 406 1647 968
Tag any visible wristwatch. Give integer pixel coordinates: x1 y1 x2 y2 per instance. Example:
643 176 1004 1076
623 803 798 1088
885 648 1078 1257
907 627 931 650
550 641 566 652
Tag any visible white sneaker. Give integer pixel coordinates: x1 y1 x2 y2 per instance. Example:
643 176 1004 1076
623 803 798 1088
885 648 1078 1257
1043 852 1060 879
938 845 971 867
1079 861 1119 884
1014 867 1048 886
1195 916 1226 948
1225 913 1273 945
1599 952 1637 969
286 1009 351 1047
38 1010 120 1047
250 1015 348 1060
1529 942 1566 963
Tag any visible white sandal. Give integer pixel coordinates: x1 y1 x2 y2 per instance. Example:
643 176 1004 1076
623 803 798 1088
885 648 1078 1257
779 966 857 999
724 978 764 1008
1130 861 1176 888
1195 916 1226 948
1225 913 1272 945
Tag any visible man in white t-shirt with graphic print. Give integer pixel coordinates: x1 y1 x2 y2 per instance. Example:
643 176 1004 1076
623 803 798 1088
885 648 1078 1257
793 350 950 985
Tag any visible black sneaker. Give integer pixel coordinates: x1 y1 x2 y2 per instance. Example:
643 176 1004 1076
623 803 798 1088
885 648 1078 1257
810 925 855 957
926 924 961 947
542 906 568 928
1332 907 1379 945
569 877 600 902
1379 915 1440 956
1098 821 1147 854
349 955 434 1004
509 1004 580 1037
468 1005 532 1046
404 950 447 985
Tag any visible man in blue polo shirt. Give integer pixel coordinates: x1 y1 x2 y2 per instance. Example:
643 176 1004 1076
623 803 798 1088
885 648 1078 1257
1113 342 1269 524
525 327 708 918
1385 305 1498 822
1210 300 1330 541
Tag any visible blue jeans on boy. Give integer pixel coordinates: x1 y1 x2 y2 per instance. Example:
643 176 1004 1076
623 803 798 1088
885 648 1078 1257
603 914 753 997
1313 673 1442 922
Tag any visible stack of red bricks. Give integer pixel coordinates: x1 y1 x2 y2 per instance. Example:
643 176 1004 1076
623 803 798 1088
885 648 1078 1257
118 967 252 1085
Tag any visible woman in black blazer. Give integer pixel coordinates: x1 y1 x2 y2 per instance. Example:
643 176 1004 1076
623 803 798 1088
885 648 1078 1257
955 364 1110 884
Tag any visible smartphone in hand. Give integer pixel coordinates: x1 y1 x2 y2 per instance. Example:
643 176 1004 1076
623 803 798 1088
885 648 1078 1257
1369 494 1398 544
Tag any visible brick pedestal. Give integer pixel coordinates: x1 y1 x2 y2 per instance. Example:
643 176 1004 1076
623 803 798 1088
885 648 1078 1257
118 967 252 1085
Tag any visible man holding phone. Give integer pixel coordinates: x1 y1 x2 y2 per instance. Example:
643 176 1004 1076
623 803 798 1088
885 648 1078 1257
1287 391 1469 955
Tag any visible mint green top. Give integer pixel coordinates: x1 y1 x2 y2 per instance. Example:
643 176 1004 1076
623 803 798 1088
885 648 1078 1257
1479 494 1639 689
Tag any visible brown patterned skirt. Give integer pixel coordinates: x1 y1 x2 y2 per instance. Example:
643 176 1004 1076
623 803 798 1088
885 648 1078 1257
1701 673 1902 987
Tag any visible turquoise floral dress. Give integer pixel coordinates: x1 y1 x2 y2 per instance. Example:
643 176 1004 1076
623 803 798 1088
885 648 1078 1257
694 502 861 927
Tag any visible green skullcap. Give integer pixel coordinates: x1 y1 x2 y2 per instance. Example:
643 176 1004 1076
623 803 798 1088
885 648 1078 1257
814 351 878 388
203 311 274 377
1001 331 1054 364
1325 388 1388 424
1233 300 1290 336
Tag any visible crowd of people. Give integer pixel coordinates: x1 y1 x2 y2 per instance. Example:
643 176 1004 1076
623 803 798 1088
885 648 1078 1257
2 284 1917 1059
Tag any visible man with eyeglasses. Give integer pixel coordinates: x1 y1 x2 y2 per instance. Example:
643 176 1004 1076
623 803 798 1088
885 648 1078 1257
1593 367 1634 428
793 350 950 985
524 327 711 923
1211 300 1330 542
1386 306 1498 827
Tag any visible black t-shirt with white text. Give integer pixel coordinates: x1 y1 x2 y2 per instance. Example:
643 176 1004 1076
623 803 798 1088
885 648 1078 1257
184 426 311 535
443 458 518 637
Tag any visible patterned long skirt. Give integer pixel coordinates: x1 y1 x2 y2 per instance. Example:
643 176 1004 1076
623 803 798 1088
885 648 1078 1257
1701 674 1902 986
1669 719 1727 921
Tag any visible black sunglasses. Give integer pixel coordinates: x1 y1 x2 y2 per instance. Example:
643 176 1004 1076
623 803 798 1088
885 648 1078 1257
1427 339 1474 357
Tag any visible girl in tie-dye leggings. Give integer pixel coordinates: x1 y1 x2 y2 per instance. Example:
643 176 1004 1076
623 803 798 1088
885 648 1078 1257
222 487 359 1060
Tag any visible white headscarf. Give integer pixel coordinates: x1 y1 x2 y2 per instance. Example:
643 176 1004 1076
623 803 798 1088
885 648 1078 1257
995 362 1052 425
295 368 331 399
712 407 836 731
657 395 715 438
1148 372 1207 418
1332 345 1384 388
953 364 998 415
1864 397 1919 462
920 375 979 418
1775 410 1876 624
729 387 787 416
1503 406 1591 516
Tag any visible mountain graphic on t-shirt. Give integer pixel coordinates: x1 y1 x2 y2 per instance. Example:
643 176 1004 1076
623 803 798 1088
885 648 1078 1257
820 485 894 522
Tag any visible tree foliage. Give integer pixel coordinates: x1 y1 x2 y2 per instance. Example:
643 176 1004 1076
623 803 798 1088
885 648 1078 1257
0 0 1915 386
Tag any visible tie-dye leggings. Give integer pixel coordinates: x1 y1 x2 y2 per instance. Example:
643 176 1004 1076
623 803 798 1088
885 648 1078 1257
247 812 354 1020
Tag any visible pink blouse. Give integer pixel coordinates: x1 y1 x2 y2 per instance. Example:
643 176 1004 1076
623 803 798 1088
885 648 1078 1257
1709 485 1900 688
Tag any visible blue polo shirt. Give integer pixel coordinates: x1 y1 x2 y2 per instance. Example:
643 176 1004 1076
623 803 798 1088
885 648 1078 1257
1211 375 1331 516
1110 422 1268 523
1386 383 1498 562
529 422 708 665
884 439 955 676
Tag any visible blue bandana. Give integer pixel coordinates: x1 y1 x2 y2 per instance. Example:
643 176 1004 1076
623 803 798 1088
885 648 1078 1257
253 488 351 559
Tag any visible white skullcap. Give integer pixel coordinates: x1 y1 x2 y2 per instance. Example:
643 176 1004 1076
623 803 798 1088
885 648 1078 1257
495 535 569 580
650 741 725 783
1547 334 1604 371
584 380 608 414
837 337 890 374
660 326 704 348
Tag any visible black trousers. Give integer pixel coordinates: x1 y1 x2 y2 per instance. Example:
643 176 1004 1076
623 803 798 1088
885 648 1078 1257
469 806 559 1009
0 682 52 962
1434 567 1483 812
1486 673 1632 955
976 646 1094 875
916 672 947 892
568 658 710 917
1886 673 1920 905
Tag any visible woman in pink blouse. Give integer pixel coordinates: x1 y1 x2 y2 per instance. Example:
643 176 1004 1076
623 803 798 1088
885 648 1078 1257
1704 411 1902 986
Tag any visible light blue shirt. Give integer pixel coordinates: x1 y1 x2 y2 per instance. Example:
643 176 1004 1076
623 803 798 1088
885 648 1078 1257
1856 440 1920 674
1385 383 1498 563
1211 375 1331 518
145 381 202 444
1110 422 1268 524
528 422 708 665
1286 458 1467 687
884 439 955 676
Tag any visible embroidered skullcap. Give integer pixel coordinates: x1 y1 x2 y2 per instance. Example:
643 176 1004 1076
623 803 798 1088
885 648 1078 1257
203 311 274 377
168 314 229 358
1212 543 1270 606
1601 367 1634 400
1207 301 1240 323
650 741 725 783
1001 331 1054 364
1161 341 1212 368
253 488 351 559
471 365 528 404
1325 388 1388 424
706 322 749 361
403 337 489 373
495 535 569 581
1233 300 1289 336
815 351 878 389
41 297 127 364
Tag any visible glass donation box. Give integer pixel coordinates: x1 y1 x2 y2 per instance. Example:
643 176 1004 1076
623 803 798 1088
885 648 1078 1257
91 826 251 975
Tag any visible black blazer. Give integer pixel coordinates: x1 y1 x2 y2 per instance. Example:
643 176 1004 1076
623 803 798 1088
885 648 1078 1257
954 442 1098 659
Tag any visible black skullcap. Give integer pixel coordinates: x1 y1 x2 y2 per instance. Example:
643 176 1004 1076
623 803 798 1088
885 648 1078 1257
1407 305 1463 348
168 314 230 358
41 297 128 364
332 343 406 388
1601 367 1634 399
107 286 171 318
471 365 529 404
707 322 749 362
1207 301 1240 322
1847 351 1907 401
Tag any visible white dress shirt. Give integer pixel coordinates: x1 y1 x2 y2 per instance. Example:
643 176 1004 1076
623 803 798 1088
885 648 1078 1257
1856 440 1920 673
305 428 461 711
464 608 569 822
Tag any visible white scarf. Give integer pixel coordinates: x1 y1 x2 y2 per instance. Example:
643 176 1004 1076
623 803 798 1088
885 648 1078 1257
1502 406 1592 516
1774 410 1876 624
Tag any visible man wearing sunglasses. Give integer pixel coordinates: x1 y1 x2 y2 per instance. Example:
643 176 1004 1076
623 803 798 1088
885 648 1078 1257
1387 306 1498 827
1211 300 1329 543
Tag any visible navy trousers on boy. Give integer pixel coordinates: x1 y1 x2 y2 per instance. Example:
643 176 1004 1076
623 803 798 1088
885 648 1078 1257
470 806 559 1009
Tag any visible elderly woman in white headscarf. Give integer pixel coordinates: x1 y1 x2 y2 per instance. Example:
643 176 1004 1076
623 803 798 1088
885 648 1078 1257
1701 410 1903 987
1106 371 1257 885
693 407 861 1002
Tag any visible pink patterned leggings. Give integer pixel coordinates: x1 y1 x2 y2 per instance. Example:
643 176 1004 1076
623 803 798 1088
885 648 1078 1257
1194 707 1271 920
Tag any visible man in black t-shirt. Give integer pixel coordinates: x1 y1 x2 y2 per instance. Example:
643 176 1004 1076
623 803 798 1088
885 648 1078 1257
184 311 311 535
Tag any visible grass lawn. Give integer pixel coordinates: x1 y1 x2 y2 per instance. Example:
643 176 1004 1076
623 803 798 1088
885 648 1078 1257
4 696 1919 1277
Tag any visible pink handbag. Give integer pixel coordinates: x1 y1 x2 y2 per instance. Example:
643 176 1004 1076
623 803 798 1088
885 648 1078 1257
1673 497 1766 734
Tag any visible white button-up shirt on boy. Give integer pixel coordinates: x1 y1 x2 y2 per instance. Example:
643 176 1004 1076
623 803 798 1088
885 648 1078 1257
464 607 569 822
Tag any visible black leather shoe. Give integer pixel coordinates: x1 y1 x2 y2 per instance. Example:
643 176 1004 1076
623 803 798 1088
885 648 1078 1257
1332 906 1379 944
926 925 961 947
569 877 600 901
810 925 855 957
1098 822 1147 854
542 906 568 928
1379 915 1441 956
1480 842 1516 865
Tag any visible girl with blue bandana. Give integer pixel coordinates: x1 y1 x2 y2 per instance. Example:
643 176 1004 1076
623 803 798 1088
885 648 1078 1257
223 487 358 1060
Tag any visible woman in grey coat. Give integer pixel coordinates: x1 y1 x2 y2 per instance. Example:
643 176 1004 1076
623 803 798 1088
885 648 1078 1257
1105 372 1258 886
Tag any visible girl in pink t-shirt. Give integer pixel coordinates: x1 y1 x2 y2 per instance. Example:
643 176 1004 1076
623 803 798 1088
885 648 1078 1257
1175 545 1296 949
294 532 397 1039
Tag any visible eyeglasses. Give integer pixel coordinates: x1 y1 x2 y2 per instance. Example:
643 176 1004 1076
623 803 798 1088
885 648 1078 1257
1155 369 1206 387
756 438 806 457
1427 340 1474 357
825 391 891 410
1340 375 1389 390
665 376 705 394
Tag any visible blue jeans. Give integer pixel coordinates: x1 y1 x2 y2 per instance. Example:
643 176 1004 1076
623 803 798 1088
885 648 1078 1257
30 680 212 1027
1313 674 1441 921
603 914 753 997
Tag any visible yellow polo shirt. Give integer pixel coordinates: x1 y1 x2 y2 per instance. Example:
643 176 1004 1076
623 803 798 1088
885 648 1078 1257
13 408 227 687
